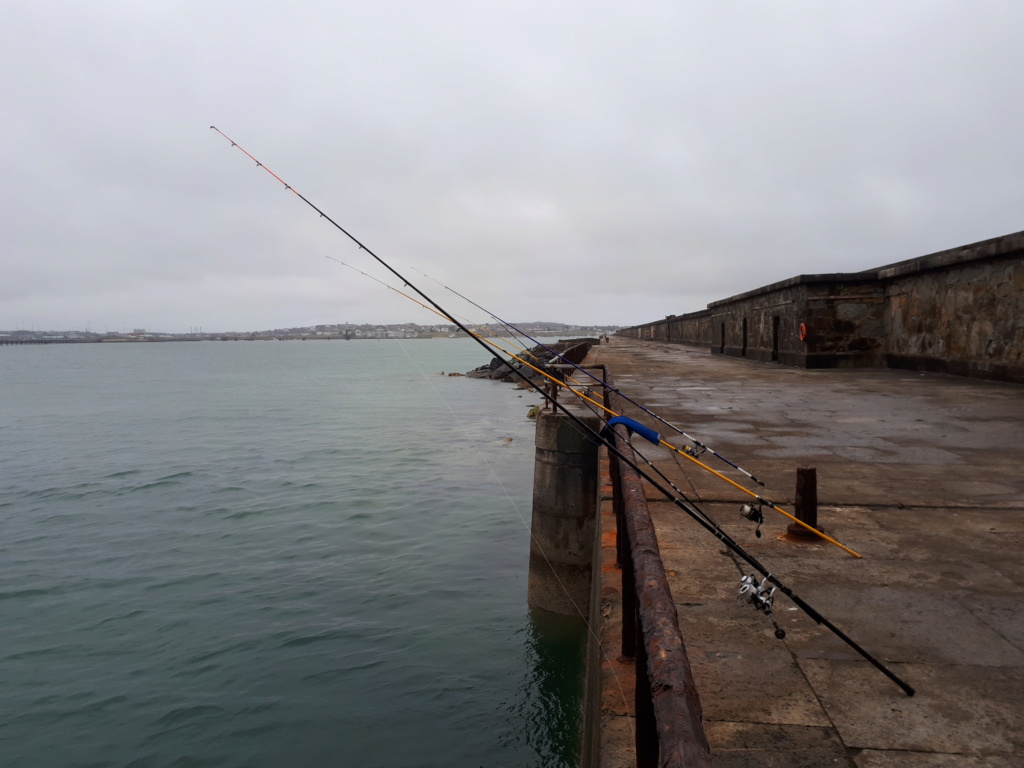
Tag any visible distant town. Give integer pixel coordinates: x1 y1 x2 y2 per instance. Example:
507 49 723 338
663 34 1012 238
0 322 620 345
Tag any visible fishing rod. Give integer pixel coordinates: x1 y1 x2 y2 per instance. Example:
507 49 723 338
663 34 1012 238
412 266 768 486
557 392 910 693
599 417 913 696
209 126 913 695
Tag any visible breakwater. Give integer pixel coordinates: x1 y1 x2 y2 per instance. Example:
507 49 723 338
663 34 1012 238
466 338 598 384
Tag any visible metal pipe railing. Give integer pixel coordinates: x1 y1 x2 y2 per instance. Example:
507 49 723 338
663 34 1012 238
604 369 712 768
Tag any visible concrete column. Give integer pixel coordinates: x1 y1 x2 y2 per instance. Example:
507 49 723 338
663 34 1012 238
528 408 601 615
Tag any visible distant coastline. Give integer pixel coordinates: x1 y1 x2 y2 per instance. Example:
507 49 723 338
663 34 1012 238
1 321 621 345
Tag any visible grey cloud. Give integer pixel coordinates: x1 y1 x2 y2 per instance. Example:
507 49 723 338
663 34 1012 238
3 1 1022 332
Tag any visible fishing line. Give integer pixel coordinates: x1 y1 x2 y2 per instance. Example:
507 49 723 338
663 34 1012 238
393 336 636 740
209 142 855 554
206 124 855 557
327 243 638 724
412 267 539 355
325 256 544 365
210 126 913 695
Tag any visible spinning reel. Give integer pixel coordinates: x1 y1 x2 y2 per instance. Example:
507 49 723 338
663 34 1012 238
680 443 706 458
739 501 768 538
738 573 786 639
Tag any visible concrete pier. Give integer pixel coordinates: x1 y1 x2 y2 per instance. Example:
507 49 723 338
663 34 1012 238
528 407 601 616
584 337 1024 767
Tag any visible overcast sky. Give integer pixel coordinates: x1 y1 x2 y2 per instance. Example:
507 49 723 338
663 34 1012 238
3 1 1022 333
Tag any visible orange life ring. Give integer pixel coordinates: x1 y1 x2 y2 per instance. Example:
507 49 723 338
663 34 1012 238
798 322 808 342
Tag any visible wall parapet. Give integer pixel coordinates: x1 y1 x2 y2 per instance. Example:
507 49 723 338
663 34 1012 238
618 229 1024 384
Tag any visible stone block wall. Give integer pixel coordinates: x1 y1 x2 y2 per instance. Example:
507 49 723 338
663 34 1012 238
883 236 1024 381
618 230 1024 384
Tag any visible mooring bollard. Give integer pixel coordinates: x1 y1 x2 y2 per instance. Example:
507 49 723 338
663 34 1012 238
787 466 821 539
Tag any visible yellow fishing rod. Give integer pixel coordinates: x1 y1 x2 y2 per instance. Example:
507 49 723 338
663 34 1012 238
397 269 861 556
498 355 861 558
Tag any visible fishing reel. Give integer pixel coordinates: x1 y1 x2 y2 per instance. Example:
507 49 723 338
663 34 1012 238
738 574 775 614
738 574 786 639
681 443 706 458
739 502 768 538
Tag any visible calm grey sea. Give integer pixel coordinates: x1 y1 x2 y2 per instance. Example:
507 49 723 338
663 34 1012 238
0 339 584 768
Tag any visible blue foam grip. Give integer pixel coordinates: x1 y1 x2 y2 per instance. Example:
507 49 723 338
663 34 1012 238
603 416 661 446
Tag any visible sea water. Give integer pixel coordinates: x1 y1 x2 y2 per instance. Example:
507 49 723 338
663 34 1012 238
0 339 585 768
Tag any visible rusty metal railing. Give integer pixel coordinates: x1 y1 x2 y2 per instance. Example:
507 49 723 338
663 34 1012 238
605 369 712 768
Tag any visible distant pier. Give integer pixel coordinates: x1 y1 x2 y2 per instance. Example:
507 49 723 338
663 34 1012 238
0 338 99 345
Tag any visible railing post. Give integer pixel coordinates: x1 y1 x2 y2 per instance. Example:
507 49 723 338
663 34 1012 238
620 532 637 660
634 631 658 768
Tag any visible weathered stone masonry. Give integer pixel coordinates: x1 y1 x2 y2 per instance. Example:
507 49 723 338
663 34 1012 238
619 230 1024 384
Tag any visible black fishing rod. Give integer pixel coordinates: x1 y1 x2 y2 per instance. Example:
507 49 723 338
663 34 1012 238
209 126 914 696
411 267 767 487
599 418 914 697
555 386 913 694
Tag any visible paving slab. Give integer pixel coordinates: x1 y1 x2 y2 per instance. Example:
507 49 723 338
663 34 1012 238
585 338 1024 766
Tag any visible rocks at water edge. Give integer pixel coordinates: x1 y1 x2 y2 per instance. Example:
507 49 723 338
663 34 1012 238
465 339 597 387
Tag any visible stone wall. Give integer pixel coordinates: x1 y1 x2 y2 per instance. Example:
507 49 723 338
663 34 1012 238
883 236 1024 381
619 230 1024 383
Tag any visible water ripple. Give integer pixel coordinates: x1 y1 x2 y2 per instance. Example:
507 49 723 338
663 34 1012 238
0 339 580 768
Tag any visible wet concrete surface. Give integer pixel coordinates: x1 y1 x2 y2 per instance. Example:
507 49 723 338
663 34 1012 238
586 338 1024 767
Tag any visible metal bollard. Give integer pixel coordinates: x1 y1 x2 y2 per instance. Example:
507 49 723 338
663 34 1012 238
787 466 822 539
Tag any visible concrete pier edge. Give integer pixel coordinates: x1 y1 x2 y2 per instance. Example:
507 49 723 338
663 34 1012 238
528 408 601 616
582 444 637 767
582 336 1024 767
